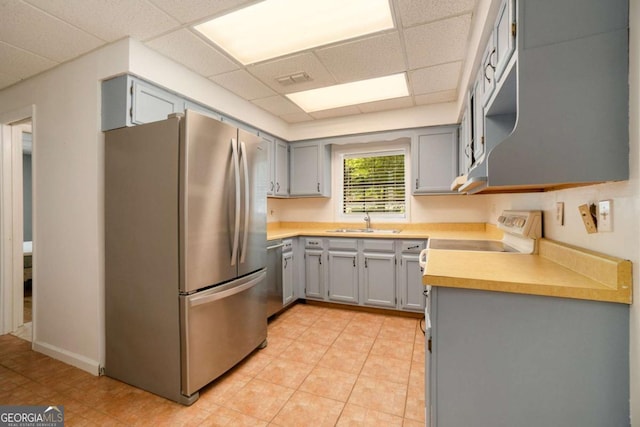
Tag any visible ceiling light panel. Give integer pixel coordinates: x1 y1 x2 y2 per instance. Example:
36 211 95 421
194 0 394 65
286 73 409 112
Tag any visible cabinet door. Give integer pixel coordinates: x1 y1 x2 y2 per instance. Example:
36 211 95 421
265 138 275 196
274 140 289 196
362 252 396 308
290 144 320 196
398 253 426 312
412 127 459 194
283 251 295 305
131 80 182 125
494 0 516 82
472 74 486 163
304 249 324 299
481 36 497 106
328 251 359 303
459 111 472 175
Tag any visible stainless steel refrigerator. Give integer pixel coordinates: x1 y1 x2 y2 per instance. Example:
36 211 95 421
105 110 267 405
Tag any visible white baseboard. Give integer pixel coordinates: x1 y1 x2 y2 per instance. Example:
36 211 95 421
33 340 100 376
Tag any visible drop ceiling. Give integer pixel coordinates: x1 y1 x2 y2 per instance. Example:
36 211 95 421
0 0 480 123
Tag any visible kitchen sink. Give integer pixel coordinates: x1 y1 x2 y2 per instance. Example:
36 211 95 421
428 239 518 252
330 228 401 234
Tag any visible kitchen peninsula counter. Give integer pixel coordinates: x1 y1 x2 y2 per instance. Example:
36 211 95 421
424 238 632 304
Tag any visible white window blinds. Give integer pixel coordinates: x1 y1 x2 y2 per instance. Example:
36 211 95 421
342 152 405 214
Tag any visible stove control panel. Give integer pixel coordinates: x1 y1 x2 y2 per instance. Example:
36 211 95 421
497 210 542 239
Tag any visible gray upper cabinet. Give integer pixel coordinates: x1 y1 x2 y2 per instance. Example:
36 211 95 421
102 75 182 131
274 140 289 197
461 0 629 194
265 136 289 197
494 0 516 82
412 126 459 194
289 142 331 197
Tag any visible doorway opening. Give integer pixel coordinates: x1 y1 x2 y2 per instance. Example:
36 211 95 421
0 107 34 343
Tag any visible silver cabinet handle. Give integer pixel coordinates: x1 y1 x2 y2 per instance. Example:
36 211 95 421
276 182 280 192
317 182 320 193
270 181 274 192
415 178 419 190
230 138 240 266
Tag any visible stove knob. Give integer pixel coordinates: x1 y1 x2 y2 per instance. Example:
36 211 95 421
498 215 506 223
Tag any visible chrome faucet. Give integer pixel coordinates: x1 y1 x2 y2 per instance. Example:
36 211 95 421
364 212 371 230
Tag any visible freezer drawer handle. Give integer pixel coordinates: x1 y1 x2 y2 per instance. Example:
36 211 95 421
188 271 266 307
267 243 285 250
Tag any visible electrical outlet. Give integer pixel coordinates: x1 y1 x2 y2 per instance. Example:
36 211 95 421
578 204 597 234
597 200 613 232
555 202 564 225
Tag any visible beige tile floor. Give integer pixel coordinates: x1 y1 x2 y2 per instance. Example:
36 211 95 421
0 302 426 426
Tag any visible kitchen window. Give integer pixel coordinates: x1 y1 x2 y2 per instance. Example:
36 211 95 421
341 149 406 216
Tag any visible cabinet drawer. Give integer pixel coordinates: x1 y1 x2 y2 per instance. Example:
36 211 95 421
328 239 358 250
305 238 324 249
362 239 395 252
400 240 426 253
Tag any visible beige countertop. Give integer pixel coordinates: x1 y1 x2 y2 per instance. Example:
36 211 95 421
267 221 502 241
267 222 632 305
424 238 632 304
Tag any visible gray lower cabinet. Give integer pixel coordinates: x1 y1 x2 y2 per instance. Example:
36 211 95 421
362 252 396 308
303 238 325 300
282 250 294 305
301 237 427 313
429 287 629 427
327 250 359 303
398 241 427 312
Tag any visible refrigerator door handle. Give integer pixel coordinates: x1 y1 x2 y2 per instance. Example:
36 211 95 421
187 270 266 307
230 138 240 266
239 141 250 264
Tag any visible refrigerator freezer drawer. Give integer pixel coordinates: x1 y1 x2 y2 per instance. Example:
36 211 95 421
180 269 267 397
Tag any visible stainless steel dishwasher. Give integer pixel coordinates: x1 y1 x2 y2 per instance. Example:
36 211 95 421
266 240 284 317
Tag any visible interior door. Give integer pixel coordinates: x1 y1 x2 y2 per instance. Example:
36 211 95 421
181 111 238 293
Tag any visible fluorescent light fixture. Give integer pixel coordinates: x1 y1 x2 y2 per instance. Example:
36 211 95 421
286 73 409 112
194 0 394 65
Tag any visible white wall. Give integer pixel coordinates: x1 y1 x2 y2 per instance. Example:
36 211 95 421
0 39 130 373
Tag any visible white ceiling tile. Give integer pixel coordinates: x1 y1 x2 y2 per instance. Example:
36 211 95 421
358 96 414 113
279 112 313 123
248 53 336 94
310 105 361 120
414 89 458 105
397 0 477 27
145 29 239 77
148 0 256 24
0 1 103 62
404 14 472 70
0 41 58 79
316 32 405 83
211 69 276 100
24 0 180 42
410 62 462 95
252 95 305 116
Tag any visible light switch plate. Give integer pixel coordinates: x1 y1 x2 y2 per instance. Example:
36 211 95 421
578 204 597 234
597 200 613 232
555 202 564 225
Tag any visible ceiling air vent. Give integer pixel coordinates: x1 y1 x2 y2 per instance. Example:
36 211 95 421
276 72 312 86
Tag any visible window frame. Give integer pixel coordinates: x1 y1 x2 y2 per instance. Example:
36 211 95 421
334 142 410 222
